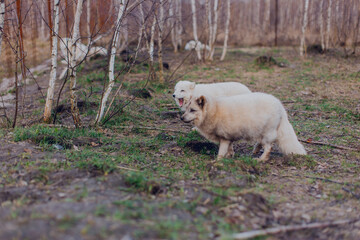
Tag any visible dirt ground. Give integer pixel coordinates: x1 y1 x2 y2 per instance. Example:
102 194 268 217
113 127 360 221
0 47 360 240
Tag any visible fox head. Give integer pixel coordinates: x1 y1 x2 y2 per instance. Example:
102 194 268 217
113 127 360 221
181 95 207 125
173 81 196 110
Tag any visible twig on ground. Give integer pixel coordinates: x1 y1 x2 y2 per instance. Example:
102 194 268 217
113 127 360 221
117 166 140 172
300 139 359 151
231 218 360 239
113 125 187 134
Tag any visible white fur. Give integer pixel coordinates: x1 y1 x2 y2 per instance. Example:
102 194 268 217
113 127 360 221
173 80 251 111
181 93 306 161
184 40 211 51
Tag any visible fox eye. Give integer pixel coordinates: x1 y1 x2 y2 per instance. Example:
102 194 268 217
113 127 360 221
190 109 196 112
180 90 185 92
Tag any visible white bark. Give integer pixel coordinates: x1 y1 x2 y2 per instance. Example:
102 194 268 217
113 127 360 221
300 0 310 56
149 16 156 62
44 0 60 123
326 0 333 50
209 0 220 60
95 0 125 123
0 0 5 59
190 0 201 60
135 0 144 57
175 0 182 47
69 0 84 127
158 0 164 83
319 0 325 50
206 0 212 54
169 0 177 52
220 0 230 61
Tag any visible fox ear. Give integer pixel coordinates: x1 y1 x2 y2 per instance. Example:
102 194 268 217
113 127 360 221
196 96 206 109
190 82 196 90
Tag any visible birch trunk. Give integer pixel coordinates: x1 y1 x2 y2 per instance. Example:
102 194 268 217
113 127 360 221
326 0 333 50
136 0 145 57
300 0 310 57
209 0 219 60
157 0 164 83
220 0 230 61
175 0 182 48
69 0 84 128
149 16 156 63
44 0 60 123
0 0 5 59
190 0 201 60
95 0 125 124
169 0 177 53
206 0 212 57
319 0 325 51
264 0 270 32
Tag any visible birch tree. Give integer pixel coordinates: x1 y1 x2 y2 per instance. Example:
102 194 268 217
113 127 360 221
169 0 177 53
319 0 325 51
69 0 84 127
44 0 60 123
175 0 182 48
190 0 201 60
326 0 333 50
95 0 125 124
157 0 165 83
209 0 220 60
300 0 310 57
220 0 230 61
0 0 5 59
149 16 156 70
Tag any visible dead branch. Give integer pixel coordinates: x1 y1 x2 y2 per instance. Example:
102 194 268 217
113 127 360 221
231 218 360 240
300 139 359 151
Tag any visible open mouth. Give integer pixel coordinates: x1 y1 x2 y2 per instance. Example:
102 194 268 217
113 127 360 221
178 98 184 107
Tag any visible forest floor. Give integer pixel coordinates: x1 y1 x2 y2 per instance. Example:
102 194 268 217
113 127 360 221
0 46 360 240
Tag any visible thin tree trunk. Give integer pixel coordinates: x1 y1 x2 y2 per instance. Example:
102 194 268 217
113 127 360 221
209 0 220 60
95 0 125 124
136 0 145 56
87 0 91 45
319 0 325 51
47 0 53 52
157 0 164 83
176 0 182 48
326 0 333 50
274 0 278 46
0 0 5 59
264 0 270 32
220 0 230 61
206 0 212 57
44 0 60 123
190 0 201 60
41 1 47 39
169 0 177 53
149 16 156 63
69 0 84 128
300 0 310 57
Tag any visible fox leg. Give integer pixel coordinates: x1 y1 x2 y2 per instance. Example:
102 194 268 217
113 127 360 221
258 144 271 161
252 143 262 155
217 140 231 160
225 142 235 158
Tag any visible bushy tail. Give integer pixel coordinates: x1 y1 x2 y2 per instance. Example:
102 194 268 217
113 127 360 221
277 109 306 155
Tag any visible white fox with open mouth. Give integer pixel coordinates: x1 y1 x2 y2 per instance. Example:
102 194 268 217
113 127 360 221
173 81 251 111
